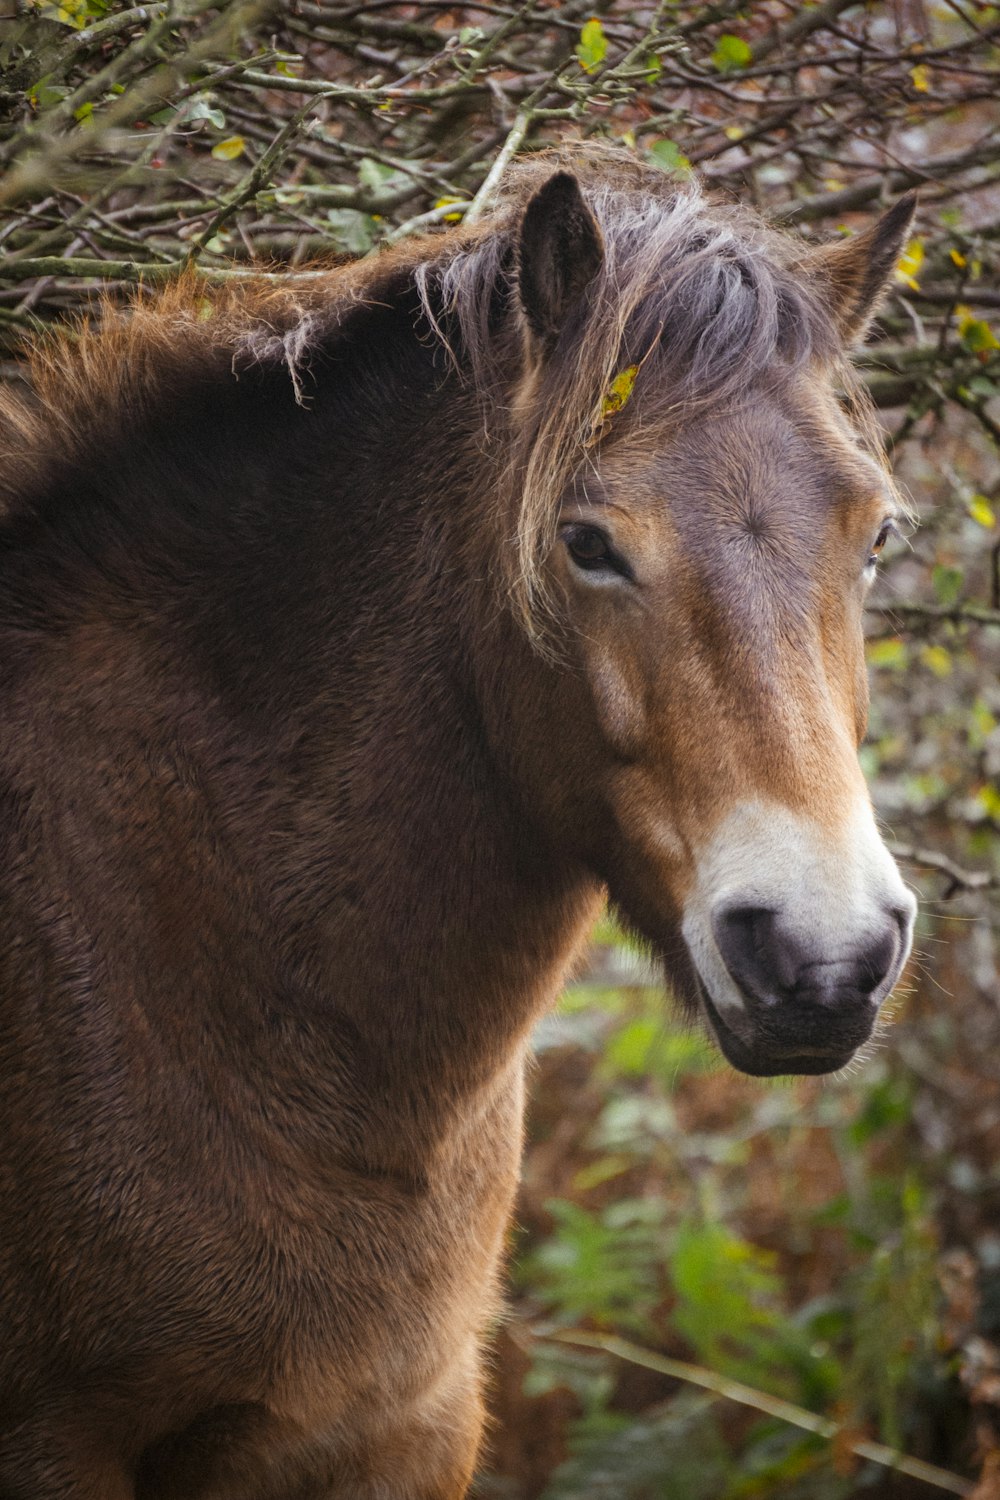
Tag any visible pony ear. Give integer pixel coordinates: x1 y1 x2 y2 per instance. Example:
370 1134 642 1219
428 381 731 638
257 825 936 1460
518 172 604 350
805 193 918 344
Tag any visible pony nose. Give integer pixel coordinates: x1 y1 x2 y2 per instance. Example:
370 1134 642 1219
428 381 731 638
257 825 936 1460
712 905 906 1009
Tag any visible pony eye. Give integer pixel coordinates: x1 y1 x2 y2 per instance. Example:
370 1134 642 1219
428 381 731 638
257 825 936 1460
562 523 635 582
867 519 899 569
567 525 613 568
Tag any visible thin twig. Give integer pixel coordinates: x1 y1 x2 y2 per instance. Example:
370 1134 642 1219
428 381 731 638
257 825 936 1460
888 844 998 896
869 600 1000 629
464 107 534 225
186 102 317 261
549 1329 974 1496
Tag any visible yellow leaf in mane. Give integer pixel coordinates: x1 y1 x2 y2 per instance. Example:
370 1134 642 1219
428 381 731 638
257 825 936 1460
602 365 639 418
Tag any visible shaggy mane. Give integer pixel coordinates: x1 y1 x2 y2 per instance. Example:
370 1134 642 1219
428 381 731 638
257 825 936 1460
0 146 872 635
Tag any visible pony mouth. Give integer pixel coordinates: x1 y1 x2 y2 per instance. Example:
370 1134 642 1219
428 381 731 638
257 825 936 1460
693 973 864 1078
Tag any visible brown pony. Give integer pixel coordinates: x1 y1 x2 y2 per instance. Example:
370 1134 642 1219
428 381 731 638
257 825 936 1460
0 153 916 1498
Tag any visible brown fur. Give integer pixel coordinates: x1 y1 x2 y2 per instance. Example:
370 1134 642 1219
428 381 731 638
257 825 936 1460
0 151 912 1497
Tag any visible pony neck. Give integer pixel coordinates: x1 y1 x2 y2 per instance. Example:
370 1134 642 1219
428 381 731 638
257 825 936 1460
16 281 600 1127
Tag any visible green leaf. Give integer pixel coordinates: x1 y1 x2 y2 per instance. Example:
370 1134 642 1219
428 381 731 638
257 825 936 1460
572 1154 633 1192
604 1018 658 1076
711 33 752 72
523 1197 664 1331
671 1221 814 1396
845 1074 917 1140
325 208 378 255
867 638 907 670
956 307 1000 353
577 17 608 72
358 156 393 191
932 564 963 605
920 644 952 678
30 82 70 110
188 98 226 130
647 137 690 173
969 698 998 751
357 157 415 196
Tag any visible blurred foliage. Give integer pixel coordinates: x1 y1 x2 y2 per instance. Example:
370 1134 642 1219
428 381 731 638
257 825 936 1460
491 955 987 1498
2 0 1000 1494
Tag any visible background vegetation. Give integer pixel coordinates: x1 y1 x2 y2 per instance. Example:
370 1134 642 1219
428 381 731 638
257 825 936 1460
2 0 999 1493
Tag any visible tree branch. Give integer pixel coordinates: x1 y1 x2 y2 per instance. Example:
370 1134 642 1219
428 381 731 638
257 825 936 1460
888 843 999 896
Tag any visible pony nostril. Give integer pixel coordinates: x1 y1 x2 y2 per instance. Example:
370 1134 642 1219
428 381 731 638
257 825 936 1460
712 905 785 1002
782 922 901 1007
891 899 916 939
859 922 901 997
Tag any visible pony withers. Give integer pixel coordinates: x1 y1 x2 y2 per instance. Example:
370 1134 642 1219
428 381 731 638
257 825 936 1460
0 153 916 1498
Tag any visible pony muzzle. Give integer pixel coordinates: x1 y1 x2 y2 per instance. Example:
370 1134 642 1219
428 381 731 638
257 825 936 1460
681 801 916 1076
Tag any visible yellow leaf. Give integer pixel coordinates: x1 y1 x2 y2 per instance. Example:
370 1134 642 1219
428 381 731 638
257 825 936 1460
956 308 1000 353
950 248 967 269
968 495 996 528
434 196 465 223
895 237 923 292
724 125 744 142
711 33 752 72
602 365 639 418
910 63 931 91
823 177 845 192
211 135 245 161
577 17 607 72
620 129 636 149
977 784 1000 821
867 638 907 670
920 644 952 678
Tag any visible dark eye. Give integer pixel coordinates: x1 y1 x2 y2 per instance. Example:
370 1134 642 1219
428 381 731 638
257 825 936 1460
564 524 632 579
867 519 899 569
